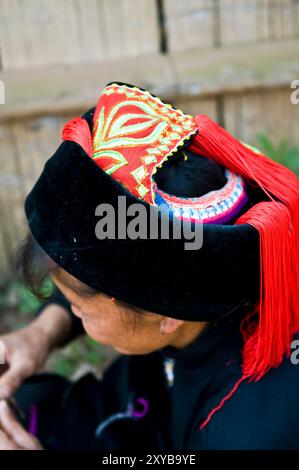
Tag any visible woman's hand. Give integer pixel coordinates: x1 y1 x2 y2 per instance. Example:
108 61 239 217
0 400 43 450
0 304 72 399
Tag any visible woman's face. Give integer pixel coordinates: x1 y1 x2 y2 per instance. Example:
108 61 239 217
51 270 193 355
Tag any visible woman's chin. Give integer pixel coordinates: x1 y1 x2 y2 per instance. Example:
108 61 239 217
113 346 133 354
113 345 156 355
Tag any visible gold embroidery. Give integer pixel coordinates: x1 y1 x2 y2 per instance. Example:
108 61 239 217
92 83 197 202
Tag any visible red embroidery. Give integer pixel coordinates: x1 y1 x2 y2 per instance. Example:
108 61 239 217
92 83 197 203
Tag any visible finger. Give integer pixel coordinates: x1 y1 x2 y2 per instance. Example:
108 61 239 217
0 400 42 449
0 400 42 450
0 429 20 450
0 363 30 399
0 371 23 399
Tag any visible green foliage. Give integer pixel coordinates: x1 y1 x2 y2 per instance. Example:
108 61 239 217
257 134 299 175
11 281 42 316
0 278 54 317
47 336 106 378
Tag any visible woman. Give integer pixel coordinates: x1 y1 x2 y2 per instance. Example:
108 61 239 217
0 82 299 450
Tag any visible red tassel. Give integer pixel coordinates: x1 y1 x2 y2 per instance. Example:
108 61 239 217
237 201 297 379
192 115 299 430
62 117 93 157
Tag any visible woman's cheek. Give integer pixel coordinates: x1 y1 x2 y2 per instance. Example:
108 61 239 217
80 316 107 342
81 315 119 345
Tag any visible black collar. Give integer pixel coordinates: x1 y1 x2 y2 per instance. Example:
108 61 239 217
159 305 247 369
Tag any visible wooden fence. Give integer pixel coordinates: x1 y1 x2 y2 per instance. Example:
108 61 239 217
0 0 299 283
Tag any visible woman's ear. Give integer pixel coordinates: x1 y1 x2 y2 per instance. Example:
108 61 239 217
160 317 184 335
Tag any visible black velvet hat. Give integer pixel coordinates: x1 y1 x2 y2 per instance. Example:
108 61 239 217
25 82 299 382
25 83 262 322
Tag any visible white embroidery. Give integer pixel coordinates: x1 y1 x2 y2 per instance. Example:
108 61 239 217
163 357 175 387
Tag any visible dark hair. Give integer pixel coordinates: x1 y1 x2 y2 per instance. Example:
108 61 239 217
153 148 226 197
17 149 227 300
16 234 98 300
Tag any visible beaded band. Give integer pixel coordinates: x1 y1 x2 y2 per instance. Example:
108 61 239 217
153 169 248 224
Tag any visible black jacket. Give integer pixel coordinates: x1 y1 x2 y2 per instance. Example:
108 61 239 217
29 290 299 450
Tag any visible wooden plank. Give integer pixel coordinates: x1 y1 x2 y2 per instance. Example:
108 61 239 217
171 38 299 98
258 0 299 41
256 0 270 41
9 118 61 195
220 0 259 46
0 0 159 70
1 0 298 71
0 0 24 69
0 0 81 69
122 0 160 55
220 0 299 45
173 97 218 122
72 0 107 62
0 39 298 121
98 0 159 58
266 0 283 40
0 124 26 278
263 87 299 146
281 0 297 38
164 0 216 51
0 53 176 121
100 0 127 58
222 94 245 140
224 88 299 146
293 0 299 37
0 114 75 279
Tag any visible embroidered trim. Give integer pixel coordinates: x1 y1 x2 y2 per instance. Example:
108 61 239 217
92 83 197 203
153 170 248 224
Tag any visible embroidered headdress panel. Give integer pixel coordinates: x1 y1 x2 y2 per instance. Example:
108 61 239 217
92 83 197 203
